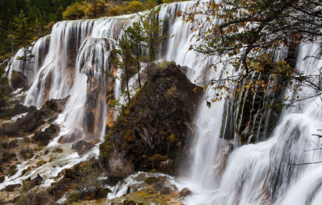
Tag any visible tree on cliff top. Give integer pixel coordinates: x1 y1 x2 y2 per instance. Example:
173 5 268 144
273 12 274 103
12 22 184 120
0 65 10 108
124 22 145 88
14 10 34 78
141 0 170 62
116 0 172 94
179 0 322 105
115 33 136 102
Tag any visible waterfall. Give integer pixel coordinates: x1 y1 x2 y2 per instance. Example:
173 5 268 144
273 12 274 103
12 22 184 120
157 2 322 205
4 1 322 204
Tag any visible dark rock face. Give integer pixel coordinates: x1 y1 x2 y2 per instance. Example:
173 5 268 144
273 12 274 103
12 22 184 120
58 128 84 143
4 184 21 192
100 63 202 178
72 140 95 156
0 176 4 183
220 71 285 144
23 174 43 189
33 124 60 146
179 188 192 198
11 71 28 90
0 97 69 137
220 45 297 145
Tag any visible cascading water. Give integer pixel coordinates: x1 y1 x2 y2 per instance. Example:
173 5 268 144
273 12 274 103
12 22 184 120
4 1 322 204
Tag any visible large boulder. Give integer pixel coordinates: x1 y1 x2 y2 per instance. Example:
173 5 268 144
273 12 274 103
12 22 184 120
72 140 95 156
11 71 28 90
33 124 60 146
100 63 202 178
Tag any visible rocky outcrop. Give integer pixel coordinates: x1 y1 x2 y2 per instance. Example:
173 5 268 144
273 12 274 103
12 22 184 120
47 160 109 203
33 124 60 146
109 172 183 205
11 71 28 90
100 63 202 178
72 140 95 156
0 97 68 138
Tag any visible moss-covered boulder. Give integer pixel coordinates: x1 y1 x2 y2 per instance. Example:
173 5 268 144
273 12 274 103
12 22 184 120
100 63 202 177
11 71 28 90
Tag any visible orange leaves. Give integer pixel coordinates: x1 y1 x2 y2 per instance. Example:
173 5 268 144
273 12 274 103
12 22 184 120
177 10 182 17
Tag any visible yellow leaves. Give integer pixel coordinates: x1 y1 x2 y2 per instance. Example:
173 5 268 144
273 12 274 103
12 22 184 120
124 1 144 14
177 10 182 17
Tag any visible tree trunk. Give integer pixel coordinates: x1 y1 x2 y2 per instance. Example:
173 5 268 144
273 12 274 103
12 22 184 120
137 44 141 88
125 66 130 102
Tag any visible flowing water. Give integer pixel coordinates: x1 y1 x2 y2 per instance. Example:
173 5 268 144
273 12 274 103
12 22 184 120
4 1 322 204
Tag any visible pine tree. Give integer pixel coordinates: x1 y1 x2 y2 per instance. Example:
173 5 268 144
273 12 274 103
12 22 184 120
141 0 163 62
124 22 145 88
115 34 136 102
14 10 34 77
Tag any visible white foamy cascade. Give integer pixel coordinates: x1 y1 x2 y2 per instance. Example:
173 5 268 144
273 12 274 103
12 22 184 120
179 43 322 205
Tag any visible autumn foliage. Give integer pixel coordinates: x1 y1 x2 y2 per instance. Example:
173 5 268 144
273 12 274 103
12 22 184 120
179 0 322 104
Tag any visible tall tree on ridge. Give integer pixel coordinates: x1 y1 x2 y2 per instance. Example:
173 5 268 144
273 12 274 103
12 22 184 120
14 10 34 79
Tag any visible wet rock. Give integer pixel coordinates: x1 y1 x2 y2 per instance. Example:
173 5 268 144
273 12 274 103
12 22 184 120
48 161 101 201
12 103 28 115
36 160 47 167
33 124 59 146
109 172 182 205
0 97 68 137
58 128 84 143
72 140 95 156
54 147 63 153
8 165 18 176
144 177 160 185
64 168 81 180
90 138 101 145
1 151 16 163
0 176 5 183
4 184 21 192
28 106 37 112
179 188 192 198
23 174 43 189
152 177 178 195
21 167 31 176
11 71 28 90
123 200 136 205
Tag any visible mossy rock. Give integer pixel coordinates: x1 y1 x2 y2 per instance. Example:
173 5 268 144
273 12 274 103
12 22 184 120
144 177 160 185
100 63 202 177
22 167 31 176
54 148 63 153
36 160 47 167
